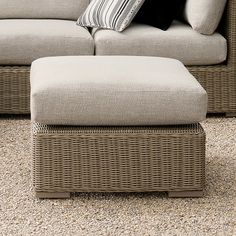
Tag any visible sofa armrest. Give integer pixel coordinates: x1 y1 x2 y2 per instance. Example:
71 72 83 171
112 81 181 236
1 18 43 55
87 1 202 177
221 0 236 69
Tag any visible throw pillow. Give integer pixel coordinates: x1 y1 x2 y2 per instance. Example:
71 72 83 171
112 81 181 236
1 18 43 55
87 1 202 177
183 0 227 35
77 0 145 32
134 0 186 31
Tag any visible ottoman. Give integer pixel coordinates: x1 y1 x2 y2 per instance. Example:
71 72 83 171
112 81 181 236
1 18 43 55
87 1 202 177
31 56 207 198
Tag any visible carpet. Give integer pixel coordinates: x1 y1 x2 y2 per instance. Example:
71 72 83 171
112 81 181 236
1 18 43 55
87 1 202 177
0 116 235 235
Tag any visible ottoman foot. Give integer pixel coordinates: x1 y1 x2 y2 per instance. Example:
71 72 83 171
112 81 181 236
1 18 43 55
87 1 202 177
36 192 71 199
225 112 236 118
168 190 203 198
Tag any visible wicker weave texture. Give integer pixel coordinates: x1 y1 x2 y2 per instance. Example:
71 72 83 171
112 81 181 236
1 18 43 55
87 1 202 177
32 123 205 193
0 66 30 114
188 67 236 112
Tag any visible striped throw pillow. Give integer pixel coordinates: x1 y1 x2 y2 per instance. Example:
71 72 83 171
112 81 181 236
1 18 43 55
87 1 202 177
77 0 145 32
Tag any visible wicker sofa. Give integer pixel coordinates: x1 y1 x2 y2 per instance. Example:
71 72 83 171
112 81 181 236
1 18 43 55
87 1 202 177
0 0 235 116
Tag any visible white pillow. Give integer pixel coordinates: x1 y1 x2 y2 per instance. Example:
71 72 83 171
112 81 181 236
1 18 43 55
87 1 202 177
184 0 227 35
77 0 145 32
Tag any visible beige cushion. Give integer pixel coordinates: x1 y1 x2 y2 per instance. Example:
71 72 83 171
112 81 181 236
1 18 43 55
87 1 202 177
183 0 227 35
0 20 94 65
0 0 89 20
93 21 227 66
31 56 207 125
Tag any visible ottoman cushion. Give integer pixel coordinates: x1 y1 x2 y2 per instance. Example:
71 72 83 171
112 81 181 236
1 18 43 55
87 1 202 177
31 56 207 125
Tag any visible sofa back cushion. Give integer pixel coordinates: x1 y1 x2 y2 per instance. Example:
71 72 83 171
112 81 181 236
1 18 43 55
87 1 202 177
183 0 227 35
0 0 89 20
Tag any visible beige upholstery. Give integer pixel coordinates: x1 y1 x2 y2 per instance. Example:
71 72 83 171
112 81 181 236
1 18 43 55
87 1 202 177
31 56 207 125
183 0 227 35
0 0 89 20
0 20 94 65
93 21 227 66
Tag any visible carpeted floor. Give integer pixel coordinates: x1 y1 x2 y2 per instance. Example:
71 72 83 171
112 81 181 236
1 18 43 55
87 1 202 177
0 116 235 235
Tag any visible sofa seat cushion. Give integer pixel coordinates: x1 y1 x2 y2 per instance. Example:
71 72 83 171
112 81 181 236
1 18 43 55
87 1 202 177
31 56 207 126
0 0 89 20
0 20 94 65
93 21 227 66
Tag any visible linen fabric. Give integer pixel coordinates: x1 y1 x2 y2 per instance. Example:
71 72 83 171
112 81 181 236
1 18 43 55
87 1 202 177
183 0 227 35
0 20 94 65
31 56 207 125
134 0 186 30
77 0 145 32
0 0 89 20
92 21 227 66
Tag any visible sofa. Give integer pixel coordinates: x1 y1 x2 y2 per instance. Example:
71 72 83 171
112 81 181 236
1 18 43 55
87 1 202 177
0 0 235 116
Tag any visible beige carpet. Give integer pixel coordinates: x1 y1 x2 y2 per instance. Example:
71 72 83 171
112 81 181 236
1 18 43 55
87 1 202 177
0 116 235 236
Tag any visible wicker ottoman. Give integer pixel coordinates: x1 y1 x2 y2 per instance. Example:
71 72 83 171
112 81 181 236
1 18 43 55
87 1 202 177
31 56 207 198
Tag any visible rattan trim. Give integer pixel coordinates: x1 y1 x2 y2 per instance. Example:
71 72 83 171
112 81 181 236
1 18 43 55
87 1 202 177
33 122 205 135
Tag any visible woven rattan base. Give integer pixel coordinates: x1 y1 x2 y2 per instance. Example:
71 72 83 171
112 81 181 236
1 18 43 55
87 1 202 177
32 123 206 198
0 66 30 114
